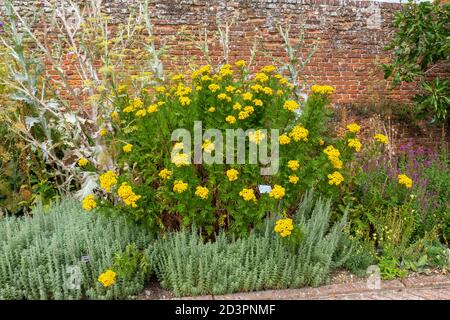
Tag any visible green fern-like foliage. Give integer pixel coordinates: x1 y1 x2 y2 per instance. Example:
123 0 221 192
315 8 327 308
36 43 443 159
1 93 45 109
154 193 350 297
0 199 154 299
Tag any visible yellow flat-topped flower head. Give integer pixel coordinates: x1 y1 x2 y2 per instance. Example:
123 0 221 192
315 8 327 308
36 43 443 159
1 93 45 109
261 65 276 73
173 180 188 193
225 115 236 124
147 104 158 113
179 96 191 106
328 171 344 186
242 92 253 101
123 143 133 153
226 169 239 182
158 168 172 180
78 157 89 167
269 185 285 199
195 186 209 199
82 194 97 211
289 125 309 142
239 188 257 202
238 111 250 120
255 72 269 83
118 182 141 208
348 138 362 152
235 60 246 68
289 175 299 184
374 134 389 145
311 85 335 95
202 139 215 153
398 174 413 188
274 218 294 237
172 153 190 167
249 130 266 144
208 84 220 92
98 270 116 287
347 123 361 133
279 134 291 145
99 170 117 192
288 160 300 171
283 100 299 112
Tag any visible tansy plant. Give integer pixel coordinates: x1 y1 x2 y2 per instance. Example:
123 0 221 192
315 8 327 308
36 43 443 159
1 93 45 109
82 60 387 237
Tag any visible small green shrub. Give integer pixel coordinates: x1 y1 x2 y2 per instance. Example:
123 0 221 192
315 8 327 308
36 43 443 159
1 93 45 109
338 236 377 277
153 193 350 297
0 199 154 299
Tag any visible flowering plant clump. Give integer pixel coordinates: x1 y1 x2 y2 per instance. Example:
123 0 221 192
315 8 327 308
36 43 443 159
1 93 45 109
80 62 389 236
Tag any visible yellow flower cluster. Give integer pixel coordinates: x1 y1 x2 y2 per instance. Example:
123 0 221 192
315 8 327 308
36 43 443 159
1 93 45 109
253 99 263 106
226 115 236 124
172 153 190 167
117 182 141 208
249 130 266 144
235 60 246 68
208 83 220 93
179 96 191 106
123 97 144 113
82 194 97 211
172 73 185 81
348 138 362 152
255 72 269 83
219 64 233 77
239 188 257 202
158 168 172 180
289 175 299 184
269 185 285 199
123 143 133 153
99 170 117 192
261 65 276 73
111 111 120 123
202 140 215 153
274 218 294 237
279 134 291 145
398 174 413 188
283 100 299 112
217 93 231 101
78 157 89 167
98 269 117 287
191 65 211 79
289 125 309 142
147 104 158 114
288 160 300 171
374 134 389 145
195 186 209 199
242 92 253 101
173 180 188 193
226 169 239 181
99 128 108 136
328 171 344 186
323 145 343 169
347 123 361 133
311 85 335 95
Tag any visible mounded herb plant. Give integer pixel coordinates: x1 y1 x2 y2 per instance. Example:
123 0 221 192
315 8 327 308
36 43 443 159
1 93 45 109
153 191 351 297
0 199 154 300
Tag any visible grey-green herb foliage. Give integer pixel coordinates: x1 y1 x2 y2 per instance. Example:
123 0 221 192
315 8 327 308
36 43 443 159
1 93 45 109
154 193 350 297
0 199 154 300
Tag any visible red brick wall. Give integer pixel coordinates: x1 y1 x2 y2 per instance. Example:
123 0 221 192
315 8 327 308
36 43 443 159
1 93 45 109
3 0 449 107
117 0 423 105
